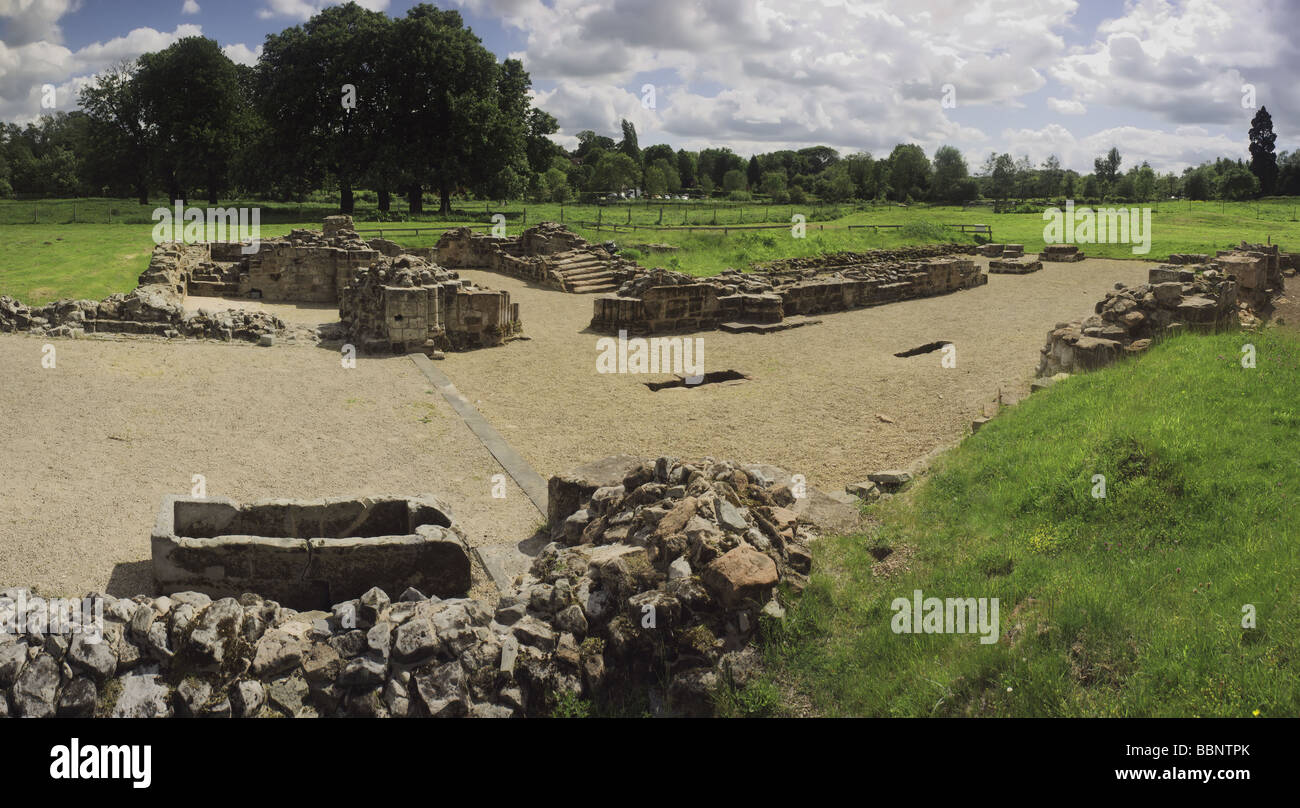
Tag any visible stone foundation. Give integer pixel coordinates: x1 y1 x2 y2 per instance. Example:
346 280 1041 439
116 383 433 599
1039 244 1086 262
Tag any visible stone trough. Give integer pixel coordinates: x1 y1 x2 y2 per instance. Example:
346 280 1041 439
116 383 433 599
151 494 473 609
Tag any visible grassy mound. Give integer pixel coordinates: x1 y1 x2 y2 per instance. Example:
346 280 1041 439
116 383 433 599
763 328 1300 717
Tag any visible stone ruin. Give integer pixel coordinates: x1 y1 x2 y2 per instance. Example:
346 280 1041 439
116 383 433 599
0 242 285 343
590 244 986 335
152 494 472 610
1037 243 1284 376
433 221 639 294
0 456 853 718
338 254 522 353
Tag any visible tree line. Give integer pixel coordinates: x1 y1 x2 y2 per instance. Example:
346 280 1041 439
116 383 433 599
0 2 559 215
0 0 1290 211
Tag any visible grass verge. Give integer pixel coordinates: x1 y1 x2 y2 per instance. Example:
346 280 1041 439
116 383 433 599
753 327 1300 717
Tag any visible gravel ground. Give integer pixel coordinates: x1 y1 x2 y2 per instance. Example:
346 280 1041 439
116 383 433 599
0 333 540 599
447 256 1154 491
0 256 1153 598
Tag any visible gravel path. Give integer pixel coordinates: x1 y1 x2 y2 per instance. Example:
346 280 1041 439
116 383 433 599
0 256 1153 598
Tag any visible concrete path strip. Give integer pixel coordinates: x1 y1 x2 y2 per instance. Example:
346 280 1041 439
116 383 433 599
409 353 549 517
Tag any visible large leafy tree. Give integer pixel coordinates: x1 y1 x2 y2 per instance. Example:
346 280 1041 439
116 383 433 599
79 60 154 203
390 5 534 214
930 145 970 202
1248 106 1278 196
257 3 392 213
134 37 243 204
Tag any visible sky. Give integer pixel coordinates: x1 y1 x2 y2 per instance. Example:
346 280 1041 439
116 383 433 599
1 0 1295 174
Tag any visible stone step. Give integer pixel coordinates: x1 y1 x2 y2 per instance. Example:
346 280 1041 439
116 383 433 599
568 281 619 294
554 259 606 272
559 267 614 281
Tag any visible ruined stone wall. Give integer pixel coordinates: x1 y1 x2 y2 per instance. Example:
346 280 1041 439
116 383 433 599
591 256 986 335
338 255 522 353
1037 264 1246 376
241 243 378 303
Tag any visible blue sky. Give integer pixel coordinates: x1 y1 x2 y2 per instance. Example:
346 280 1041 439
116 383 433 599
3 0 1295 174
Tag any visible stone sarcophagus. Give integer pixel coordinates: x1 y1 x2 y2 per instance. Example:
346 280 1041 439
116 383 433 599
151 494 473 609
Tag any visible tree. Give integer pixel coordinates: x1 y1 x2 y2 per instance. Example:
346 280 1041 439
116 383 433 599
256 4 392 213
676 149 697 188
746 155 761 190
617 119 640 164
1131 162 1157 201
388 5 539 214
989 153 1015 201
886 144 930 201
1218 162 1260 200
1248 106 1278 196
591 152 638 192
930 145 970 203
722 168 746 192
644 165 667 196
135 37 243 203
1039 154 1063 197
760 170 787 198
575 130 615 162
79 60 154 204
1093 146 1122 196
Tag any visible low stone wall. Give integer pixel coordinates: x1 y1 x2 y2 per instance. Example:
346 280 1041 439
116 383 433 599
0 243 284 342
591 255 986 335
0 456 841 718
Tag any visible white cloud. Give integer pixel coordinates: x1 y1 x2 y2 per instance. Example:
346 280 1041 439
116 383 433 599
1047 97 1086 115
221 43 263 66
0 24 204 123
256 0 389 21
0 0 78 46
182 0 200 14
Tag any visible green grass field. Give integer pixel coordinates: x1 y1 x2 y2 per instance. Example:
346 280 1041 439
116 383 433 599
746 328 1300 717
2 196 1299 304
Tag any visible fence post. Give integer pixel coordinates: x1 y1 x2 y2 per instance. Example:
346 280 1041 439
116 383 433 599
560 204 564 222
